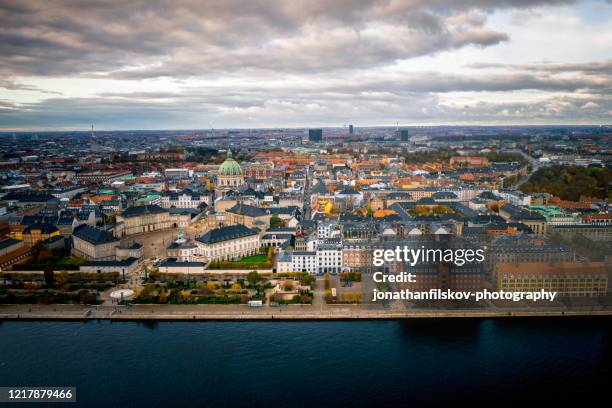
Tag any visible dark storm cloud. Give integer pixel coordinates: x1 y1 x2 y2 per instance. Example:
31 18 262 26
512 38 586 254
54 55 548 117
0 0 580 78
467 60 612 75
97 69 612 99
0 97 211 129
2 70 610 129
1 0 610 128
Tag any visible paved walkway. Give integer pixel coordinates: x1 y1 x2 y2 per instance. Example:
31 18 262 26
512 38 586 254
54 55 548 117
1 303 610 320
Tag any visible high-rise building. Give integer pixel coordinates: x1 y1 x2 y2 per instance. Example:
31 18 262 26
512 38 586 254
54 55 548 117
348 124 354 135
397 129 409 141
309 128 323 142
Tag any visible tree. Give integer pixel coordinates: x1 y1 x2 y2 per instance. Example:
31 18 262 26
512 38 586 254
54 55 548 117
148 269 159 281
158 289 168 303
520 165 611 201
31 241 52 264
300 273 315 287
56 270 70 286
43 266 55 286
247 271 259 286
79 290 96 304
266 245 275 262
270 214 283 228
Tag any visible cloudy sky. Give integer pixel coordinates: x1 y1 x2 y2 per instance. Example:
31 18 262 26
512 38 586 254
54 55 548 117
0 0 611 130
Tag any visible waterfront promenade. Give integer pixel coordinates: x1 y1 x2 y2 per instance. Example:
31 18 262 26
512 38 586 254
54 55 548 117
1 304 611 320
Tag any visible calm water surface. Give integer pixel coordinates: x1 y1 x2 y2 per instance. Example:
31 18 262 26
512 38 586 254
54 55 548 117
0 318 610 407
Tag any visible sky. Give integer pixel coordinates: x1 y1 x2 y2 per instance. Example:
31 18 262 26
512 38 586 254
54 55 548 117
0 0 611 131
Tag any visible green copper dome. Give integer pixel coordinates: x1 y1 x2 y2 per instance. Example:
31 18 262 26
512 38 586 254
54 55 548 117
219 149 243 176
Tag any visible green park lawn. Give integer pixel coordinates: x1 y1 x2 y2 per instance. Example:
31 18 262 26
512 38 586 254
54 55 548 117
235 254 268 263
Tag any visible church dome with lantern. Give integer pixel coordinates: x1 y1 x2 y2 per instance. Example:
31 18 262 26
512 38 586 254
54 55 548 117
219 149 243 176
216 149 245 194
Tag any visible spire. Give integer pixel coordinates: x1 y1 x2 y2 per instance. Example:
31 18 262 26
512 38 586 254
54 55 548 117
227 148 233 160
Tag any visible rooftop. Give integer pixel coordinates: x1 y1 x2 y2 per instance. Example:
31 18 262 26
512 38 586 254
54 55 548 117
73 224 119 245
196 224 258 245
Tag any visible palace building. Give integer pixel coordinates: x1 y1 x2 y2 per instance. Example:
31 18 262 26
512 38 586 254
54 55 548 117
115 205 172 237
195 224 259 262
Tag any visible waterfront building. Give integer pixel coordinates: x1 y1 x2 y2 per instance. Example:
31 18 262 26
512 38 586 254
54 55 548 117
497 261 608 297
317 238 342 274
195 224 259 261
386 237 486 291
158 258 207 274
291 251 318 274
486 234 575 282
79 257 139 277
276 251 293 273
342 241 375 273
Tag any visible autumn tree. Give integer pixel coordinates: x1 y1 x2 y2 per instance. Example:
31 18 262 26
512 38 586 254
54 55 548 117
56 270 70 287
269 214 283 228
158 289 168 304
43 266 55 286
246 271 259 286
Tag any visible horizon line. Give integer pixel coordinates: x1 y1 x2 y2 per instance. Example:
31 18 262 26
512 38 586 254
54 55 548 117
1 123 610 134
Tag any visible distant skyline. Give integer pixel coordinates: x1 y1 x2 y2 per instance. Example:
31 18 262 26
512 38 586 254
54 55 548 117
0 0 611 130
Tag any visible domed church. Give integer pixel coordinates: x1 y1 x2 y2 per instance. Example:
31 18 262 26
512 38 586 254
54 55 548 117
215 149 244 195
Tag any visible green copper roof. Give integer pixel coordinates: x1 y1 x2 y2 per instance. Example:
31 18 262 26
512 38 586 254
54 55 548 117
219 149 243 176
